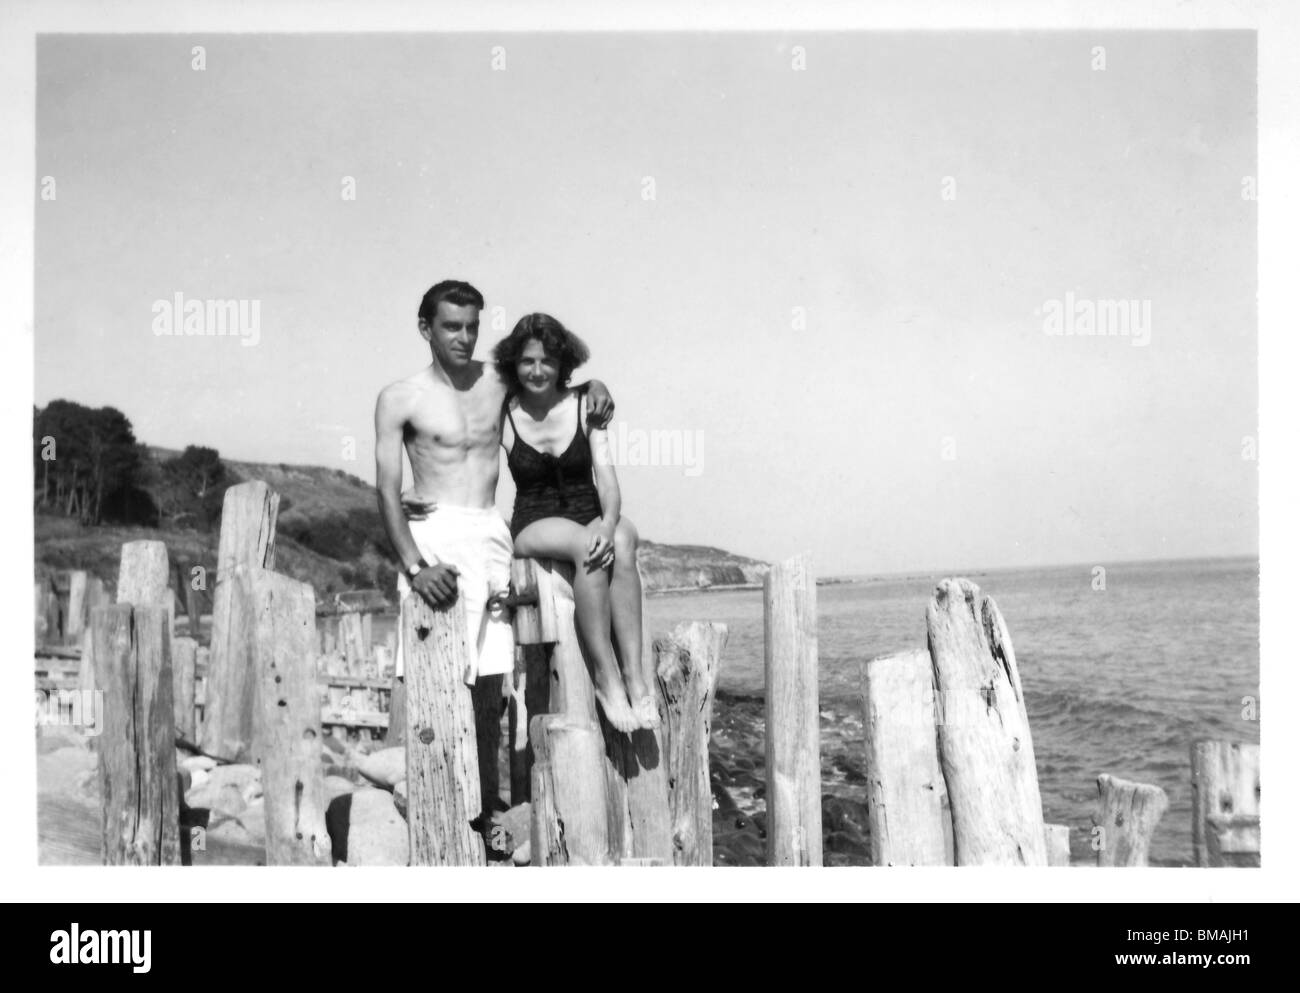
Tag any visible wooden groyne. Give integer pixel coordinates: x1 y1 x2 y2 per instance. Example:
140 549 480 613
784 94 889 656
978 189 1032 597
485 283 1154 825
34 479 1260 868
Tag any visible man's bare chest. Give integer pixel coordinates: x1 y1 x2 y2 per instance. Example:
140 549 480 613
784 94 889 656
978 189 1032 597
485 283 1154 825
404 386 502 451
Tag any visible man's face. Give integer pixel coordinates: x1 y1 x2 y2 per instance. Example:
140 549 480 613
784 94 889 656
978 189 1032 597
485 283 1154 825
421 301 479 369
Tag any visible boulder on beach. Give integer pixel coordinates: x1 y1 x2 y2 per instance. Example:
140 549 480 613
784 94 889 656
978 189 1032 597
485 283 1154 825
498 802 530 851
357 747 405 789
36 745 97 798
184 763 262 814
179 754 219 774
331 788 408 866
236 798 265 841
37 726 90 756
206 801 265 849
325 775 357 803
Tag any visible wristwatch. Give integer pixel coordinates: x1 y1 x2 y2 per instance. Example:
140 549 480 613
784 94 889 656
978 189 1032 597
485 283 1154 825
407 558 430 579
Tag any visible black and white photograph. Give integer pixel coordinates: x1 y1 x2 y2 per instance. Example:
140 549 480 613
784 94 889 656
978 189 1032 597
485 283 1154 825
4 0 1297 938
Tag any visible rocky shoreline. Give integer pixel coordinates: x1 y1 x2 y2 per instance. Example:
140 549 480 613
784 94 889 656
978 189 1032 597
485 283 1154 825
36 689 873 867
709 689 871 867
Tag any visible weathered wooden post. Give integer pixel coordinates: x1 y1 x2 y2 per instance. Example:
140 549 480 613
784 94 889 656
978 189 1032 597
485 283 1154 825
1095 774 1168 867
861 649 951 866
1191 741 1260 867
516 559 617 863
402 592 484 866
1204 813 1260 868
1044 823 1071 866
507 558 556 807
195 645 209 733
339 612 366 675
604 558 673 865
76 578 108 696
530 714 612 865
35 580 49 645
251 570 329 865
202 482 278 761
385 675 406 747
172 636 198 741
39 576 62 646
65 570 88 645
764 554 821 866
176 557 203 640
656 621 727 866
118 540 174 631
510 558 559 643
926 579 1046 865
512 557 676 864
92 603 180 865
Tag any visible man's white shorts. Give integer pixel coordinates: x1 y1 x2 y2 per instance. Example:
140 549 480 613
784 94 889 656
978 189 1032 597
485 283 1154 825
395 505 515 683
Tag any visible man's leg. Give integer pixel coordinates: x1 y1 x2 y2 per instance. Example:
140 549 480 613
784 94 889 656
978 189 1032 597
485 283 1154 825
471 674 505 814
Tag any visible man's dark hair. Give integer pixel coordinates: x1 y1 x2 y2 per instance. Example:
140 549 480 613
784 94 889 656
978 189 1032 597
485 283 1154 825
418 280 484 324
493 313 591 391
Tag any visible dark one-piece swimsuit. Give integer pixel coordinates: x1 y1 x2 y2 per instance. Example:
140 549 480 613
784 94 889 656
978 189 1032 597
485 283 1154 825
505 388 603 541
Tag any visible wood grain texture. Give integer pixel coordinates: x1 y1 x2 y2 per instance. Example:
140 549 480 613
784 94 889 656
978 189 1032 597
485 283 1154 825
215 481 278 578
76 578 108 698
1044 823 1071 867
250 570 329 865
764 555 822 866
601 560 671 863
511 558 559 645
862 649 950 866
202 483 278 760
1095 774 1167 867
1191 740 1260 867
926 579 1045 865
117 541 174 633
93 604 180 865
65 571 88 644
172 636 198 740
529 714 612 866
402 593 484 866
657 621 727 866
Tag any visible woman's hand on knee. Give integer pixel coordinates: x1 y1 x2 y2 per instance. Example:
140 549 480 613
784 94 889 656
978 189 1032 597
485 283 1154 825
584 520 617 571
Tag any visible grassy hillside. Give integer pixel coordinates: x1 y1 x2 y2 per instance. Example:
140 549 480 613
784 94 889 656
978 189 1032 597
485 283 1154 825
37 448 768 601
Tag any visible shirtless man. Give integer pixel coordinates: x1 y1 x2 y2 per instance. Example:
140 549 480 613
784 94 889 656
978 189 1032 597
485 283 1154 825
374 279 612 820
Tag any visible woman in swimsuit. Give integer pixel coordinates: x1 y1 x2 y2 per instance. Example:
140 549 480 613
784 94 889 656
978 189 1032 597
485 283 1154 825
493 313 657 733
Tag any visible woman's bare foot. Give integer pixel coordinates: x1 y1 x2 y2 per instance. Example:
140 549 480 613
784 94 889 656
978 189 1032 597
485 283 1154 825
632 695 661 730
594 685 640 734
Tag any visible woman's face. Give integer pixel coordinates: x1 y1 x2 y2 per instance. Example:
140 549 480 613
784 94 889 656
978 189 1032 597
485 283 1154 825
516 338 561 395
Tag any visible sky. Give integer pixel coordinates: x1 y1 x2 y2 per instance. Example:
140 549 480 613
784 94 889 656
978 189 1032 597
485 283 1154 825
34 31 1257 576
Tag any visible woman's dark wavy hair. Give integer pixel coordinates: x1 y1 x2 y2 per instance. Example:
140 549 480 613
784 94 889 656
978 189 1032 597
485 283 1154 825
493 313 590 391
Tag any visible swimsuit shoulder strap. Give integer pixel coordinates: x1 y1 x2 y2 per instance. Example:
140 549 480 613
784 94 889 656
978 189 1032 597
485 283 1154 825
574 387 586 438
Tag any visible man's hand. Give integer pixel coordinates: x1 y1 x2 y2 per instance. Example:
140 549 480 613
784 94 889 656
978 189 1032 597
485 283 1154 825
584 520 616 571
585 380 615 429
412 563 460 608
401 489 438 522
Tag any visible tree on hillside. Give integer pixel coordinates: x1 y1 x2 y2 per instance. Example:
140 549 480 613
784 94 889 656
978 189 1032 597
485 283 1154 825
34 400 145 524
159 445 229 529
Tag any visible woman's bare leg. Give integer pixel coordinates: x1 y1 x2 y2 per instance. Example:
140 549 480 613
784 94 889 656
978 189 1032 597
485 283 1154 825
513 518 638 733
607 517 658 728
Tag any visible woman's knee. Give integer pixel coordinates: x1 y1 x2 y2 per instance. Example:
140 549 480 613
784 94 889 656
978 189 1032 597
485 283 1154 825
614 517 639 558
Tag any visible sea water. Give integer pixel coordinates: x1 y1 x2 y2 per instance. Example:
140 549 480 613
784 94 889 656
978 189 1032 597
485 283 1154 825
645 556 1260 867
